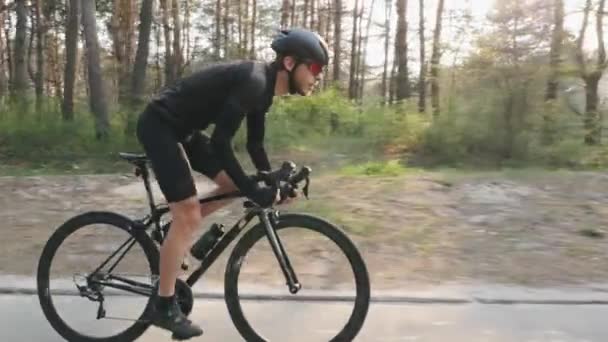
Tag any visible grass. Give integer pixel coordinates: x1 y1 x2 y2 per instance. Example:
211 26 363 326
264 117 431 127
339 159 423 177
286 197 380 237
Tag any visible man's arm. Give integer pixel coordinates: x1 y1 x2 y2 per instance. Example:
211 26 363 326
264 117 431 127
246 111 272 172
210 96 256 194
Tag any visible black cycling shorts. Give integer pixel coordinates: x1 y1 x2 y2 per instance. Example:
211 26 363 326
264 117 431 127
136 104 222 203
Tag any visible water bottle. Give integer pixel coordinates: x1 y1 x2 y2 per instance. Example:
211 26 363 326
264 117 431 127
190 223 224 260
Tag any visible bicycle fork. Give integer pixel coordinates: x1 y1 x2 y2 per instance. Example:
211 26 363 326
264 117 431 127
259 210 302 294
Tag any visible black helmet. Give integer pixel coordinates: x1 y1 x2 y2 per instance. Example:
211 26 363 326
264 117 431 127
271 28 329 66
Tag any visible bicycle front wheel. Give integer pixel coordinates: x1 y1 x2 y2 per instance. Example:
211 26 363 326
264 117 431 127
225 213 370 342
37 212 159 342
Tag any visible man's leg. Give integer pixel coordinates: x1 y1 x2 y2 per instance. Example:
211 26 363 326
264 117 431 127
151 195 204 340
159 196 202 297
161 171 236 299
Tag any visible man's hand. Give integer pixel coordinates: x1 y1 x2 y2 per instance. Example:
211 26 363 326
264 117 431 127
277 187 299 206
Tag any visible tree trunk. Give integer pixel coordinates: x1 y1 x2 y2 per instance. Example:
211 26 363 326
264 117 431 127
316 0 324 34
291 0 296 27
430 0 444 116
545 0 564 101
250 0 257 59
310 0 316 29
223 0 229 59
381 0 392 104
81 0 110 140
542 0 564 145
304 0 309 28
215 0 221 59
418 0 426 113
281 0 290 27
359 0 375 101
50 8 62 102
5 7 13 89
355 1 365 100
348 0 359 99
62 0 79 121
576 0 606 145
584 74 602 144
237 0 243 56
28 8 36 85
154 4 163 90
183 0 190 66
333 0 341 82
12 0 28 100
395 0 409 102
131 0 154 108
160 0 174 84
126 0 137 100
172 0 182 78
0 0 6 98
34 0 45 110
243 0 249 53
389 54 397 104
110 0 134 105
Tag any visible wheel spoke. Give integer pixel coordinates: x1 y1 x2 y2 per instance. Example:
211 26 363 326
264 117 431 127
224 214 370 342
37 213 159 342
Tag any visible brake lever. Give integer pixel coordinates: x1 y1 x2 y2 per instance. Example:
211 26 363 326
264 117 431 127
302 177 310 199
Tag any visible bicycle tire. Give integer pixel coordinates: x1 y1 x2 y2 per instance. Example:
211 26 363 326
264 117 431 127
37 211 159 342
224 213 370 342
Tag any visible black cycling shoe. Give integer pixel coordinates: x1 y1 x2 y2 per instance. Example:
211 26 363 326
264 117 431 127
150 300 203 340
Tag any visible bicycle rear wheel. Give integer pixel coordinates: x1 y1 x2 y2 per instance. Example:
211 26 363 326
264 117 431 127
37 212 159 342
224 213 370 342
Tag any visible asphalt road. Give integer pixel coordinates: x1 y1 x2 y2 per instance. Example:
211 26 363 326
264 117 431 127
1 294 607 342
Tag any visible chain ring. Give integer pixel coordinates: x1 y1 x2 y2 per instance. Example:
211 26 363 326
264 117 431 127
175 279 194 316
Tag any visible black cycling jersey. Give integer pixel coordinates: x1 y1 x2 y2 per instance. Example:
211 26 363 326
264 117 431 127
149 60 278 196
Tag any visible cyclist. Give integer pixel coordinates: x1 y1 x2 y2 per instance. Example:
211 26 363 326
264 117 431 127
135 28 329 340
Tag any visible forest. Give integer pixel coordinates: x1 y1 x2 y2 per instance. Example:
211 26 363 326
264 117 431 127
0 0 607 174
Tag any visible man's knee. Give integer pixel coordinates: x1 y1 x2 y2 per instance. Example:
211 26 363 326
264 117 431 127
213 171 238 193
169 197 202 233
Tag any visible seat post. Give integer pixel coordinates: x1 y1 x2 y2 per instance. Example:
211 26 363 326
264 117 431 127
138 163 157 213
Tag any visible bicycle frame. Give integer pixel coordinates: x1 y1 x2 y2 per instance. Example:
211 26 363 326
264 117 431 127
84 163 301 299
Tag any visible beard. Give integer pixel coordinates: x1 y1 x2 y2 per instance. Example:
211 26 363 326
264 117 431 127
297 83 313 96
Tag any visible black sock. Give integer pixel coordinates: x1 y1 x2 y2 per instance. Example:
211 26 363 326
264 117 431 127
156 295 175 312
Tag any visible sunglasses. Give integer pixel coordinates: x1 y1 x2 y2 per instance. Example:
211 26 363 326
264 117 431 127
302 61 324 77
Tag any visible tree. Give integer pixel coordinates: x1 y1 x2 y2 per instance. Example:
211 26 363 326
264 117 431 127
430 0 444 116
12 0 28 101
250 0 257 59
333 0 342 82
418 0 426 113
281 0 290 27
358 0 376 100
575 0 607 145
545 0 564 101
171 0 182 78
34 0 46 110
381 0 393 104
0 0 8 98
160 0 174 83
215 0 221 59
5 3 14 90
395 0 409 102
541 0 564 145
473 0 552 158
81 0 110 140
110 0 138 104
310 0 316 28
62 0 80 121
348 0 360 99
223 0 229 59
131 0 154 108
